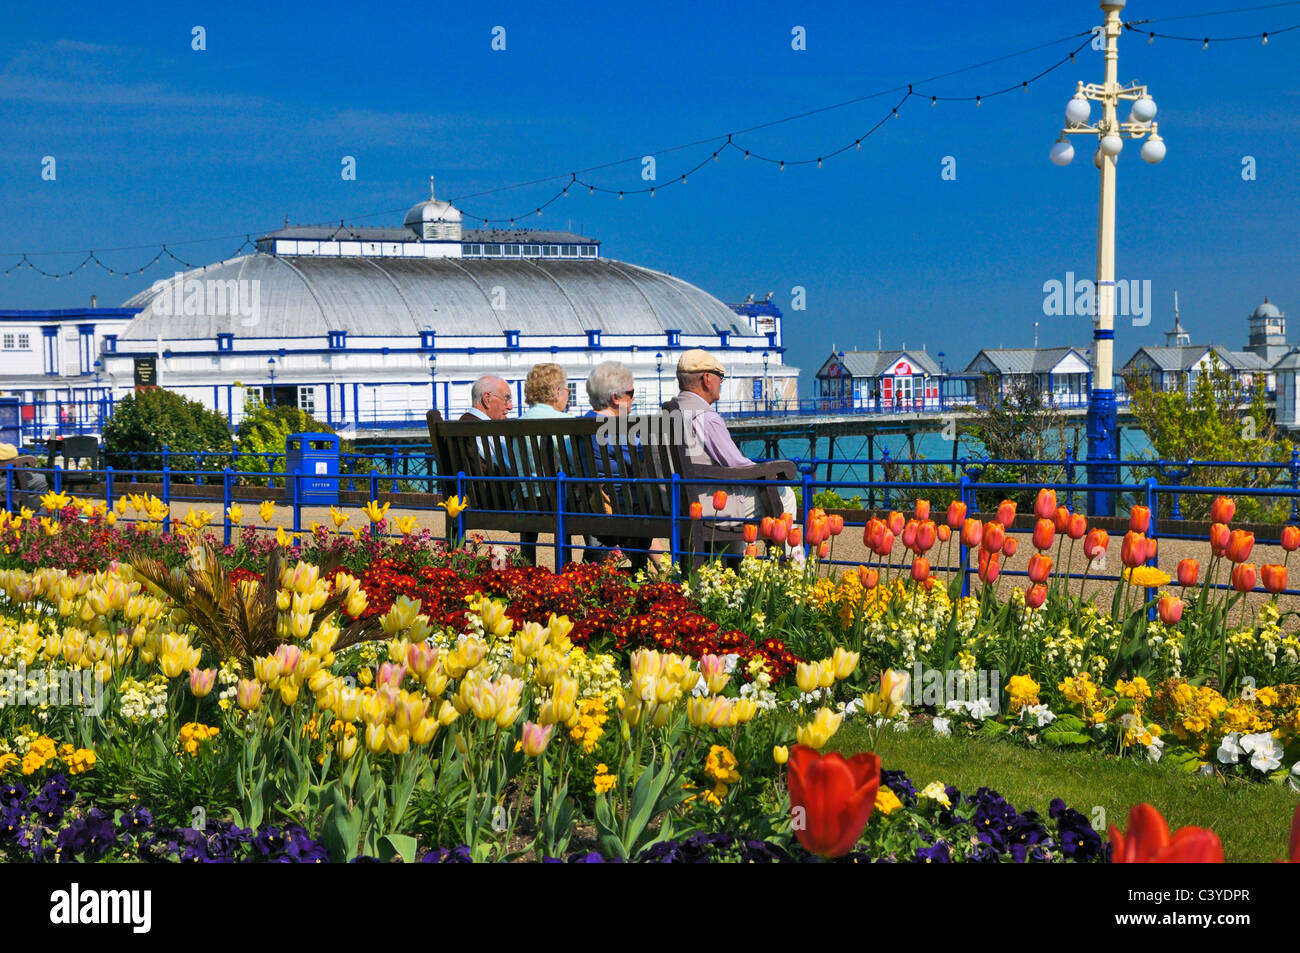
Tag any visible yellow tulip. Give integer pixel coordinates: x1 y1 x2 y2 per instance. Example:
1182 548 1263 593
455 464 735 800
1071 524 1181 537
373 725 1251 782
437 495 468 519
773 745 789 765
395 515 418 535
362 500 390 524
226 504 243 525
795 707 843 750
259 500 276 524
329 506 350 529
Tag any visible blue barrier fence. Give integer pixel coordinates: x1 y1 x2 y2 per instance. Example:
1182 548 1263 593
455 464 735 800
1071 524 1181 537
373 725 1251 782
6 452 1300 606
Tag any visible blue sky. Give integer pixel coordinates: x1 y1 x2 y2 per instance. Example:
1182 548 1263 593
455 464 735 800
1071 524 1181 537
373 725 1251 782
1 0 1297 386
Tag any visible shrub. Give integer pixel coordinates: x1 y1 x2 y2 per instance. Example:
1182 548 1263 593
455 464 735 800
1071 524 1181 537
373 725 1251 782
102 388 232 478
234 403 334 484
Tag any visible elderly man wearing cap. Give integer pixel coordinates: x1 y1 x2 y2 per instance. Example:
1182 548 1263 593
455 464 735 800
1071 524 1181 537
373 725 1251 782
666 349 797 527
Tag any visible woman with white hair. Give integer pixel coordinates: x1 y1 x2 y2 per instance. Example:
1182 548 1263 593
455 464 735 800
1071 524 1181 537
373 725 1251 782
581 361 651 571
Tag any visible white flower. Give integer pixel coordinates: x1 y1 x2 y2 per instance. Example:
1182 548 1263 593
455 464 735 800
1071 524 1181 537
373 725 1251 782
1146 736 1165 762
1216 732 1242 765
1240 732 1284 773
1289 762 1300 793
918 781 951 808
965 697 996 721
1020 704 1056 727
932 716 951 737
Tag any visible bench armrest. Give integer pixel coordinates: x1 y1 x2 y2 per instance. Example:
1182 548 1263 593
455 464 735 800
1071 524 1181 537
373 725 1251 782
690 460 797 483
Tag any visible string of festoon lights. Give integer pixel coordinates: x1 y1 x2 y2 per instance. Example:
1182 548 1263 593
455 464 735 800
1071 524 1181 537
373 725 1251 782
5 7 1299 279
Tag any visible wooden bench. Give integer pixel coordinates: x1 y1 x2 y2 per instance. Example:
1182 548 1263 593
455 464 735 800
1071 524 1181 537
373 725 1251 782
425 410 794 567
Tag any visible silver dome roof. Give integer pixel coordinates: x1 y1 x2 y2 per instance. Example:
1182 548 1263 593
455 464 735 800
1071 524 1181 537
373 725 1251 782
119 253 756 341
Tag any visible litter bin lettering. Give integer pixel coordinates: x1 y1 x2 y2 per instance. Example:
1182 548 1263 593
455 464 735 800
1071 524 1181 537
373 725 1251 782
285 432 339 505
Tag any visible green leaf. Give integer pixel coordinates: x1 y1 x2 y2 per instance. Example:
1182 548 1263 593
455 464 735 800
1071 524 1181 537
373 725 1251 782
377 834 419 863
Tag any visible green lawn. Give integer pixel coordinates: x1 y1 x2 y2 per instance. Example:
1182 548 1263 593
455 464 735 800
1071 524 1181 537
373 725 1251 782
835 723 1299 862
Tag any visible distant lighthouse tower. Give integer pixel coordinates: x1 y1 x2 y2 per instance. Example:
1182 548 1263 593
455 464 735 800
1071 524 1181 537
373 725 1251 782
1164 291 1190 346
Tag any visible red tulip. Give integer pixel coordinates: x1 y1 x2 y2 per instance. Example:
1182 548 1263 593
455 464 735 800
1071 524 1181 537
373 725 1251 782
712 490 728 512
818 540 830 560
901 519 919 551
874 530 895 557
978 549 1001 584
859 567 879 589
1209 522 1230 558
914 499 931 522
1052 505 1070 533
1289 802 1300 863
1027 552 1053 585
744 544 759 558
1026 584 1047 609
936 524 951 542
771 519 789 545
1121 532 1148 569
960 517 983 549
788 527 803 549
1110 804 1224 863
1001 536 1018 559
827 514 844 537
743 523 758 544
1282 525 1300 553
916 521 937 553
786 746 881 859
689 501 703 520
1176 558 1199 587
1210 496 1236 526
1034 488 1057 521
1230 563 1257 593
911 557 930 582
1066 512 1087 540
1262 563 1287 594
1129 505 1151 534
1032 518 1055 552
1226 529 1254 564
981 521 1005 554
946 500 967 529
1157 595 1183 625
1083 528 1109 561
887 511 905 536
997 500 1017 526
759 516 775 540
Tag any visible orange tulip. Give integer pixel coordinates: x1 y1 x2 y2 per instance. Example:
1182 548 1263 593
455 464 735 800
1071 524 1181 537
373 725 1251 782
1025 584 1047 609
712 490 728 512
936 524 951 542
1052 505 1071 533
1129 505 1151 534
1282 525 1300 553
689 501 703 520
1066 512 1087 540
1121 532 1148 568
901 519 919 551
788 527 803 549
1176 558 1199 587
827 514 844 537
1027 552 1053 585
1288 802 1300 863
916 521 937 553
1209 522 1230 558
1226 529 1254 564
874 530 895 557
1034 488 1057 521
759 516 775 540
744 544 759 558
1001 536 1018 559
864 518 884 549
806 520 826 547
1230 563 1257 593
771 519 789 545
981 521 1005 554
997 500 1017 526
743 523 758 544
818 540 830 559
978 549 1001 584
960 517 983 549
914 499 931 522
1110 803 1224 864
1032 518 1055 552
946 500 967 529
1157 595 1183 625
808 507 826 522
786 746 881 859
911 557 930 582
1262 563 1287 594
859 567 879 589
887 511 905 536
1083 528 1109 561
1210 496 1236 526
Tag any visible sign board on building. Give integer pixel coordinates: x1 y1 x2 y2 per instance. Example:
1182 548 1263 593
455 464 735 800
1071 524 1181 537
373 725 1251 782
133 357 157 389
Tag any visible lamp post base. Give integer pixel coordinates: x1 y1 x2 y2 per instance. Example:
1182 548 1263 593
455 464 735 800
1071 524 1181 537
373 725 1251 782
1085 389 1119 517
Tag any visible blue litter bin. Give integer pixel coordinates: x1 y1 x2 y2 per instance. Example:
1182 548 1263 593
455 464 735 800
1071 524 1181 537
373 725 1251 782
285 432 340 504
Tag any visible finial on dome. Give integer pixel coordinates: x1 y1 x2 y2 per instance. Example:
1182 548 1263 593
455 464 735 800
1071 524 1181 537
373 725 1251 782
429 175 436 199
